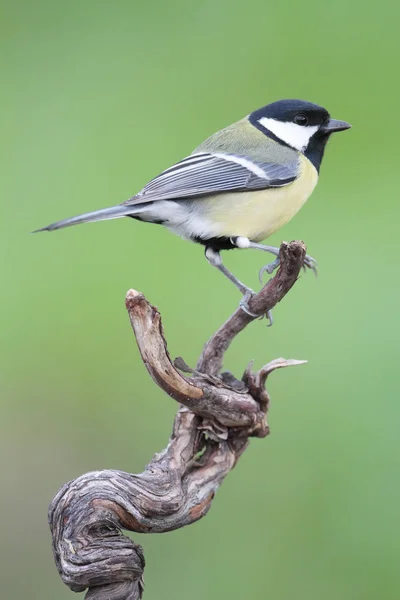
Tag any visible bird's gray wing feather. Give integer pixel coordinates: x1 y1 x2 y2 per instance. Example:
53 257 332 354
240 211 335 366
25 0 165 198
35 152 299 232
123 152 299 206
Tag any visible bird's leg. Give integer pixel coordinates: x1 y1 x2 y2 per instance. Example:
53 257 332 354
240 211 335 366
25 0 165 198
205 247 271 322
205 246 253 296
231 237 317 283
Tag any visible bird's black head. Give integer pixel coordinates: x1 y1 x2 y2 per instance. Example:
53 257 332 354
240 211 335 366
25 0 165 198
249 99 351 171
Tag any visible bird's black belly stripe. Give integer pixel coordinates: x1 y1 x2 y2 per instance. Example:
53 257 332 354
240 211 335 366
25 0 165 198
193 236 236 251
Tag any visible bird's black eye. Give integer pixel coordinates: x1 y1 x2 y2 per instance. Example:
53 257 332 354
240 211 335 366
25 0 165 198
294 114 308 126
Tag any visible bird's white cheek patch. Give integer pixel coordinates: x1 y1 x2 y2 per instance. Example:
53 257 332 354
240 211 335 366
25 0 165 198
258 117 318 151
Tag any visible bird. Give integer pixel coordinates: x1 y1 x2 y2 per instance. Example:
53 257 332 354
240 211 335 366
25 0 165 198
35 99 351 315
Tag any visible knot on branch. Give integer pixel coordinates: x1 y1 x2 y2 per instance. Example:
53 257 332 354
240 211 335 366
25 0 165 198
49 240 308 600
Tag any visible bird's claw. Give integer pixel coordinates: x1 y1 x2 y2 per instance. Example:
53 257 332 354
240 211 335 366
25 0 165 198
302 254 318 276
239 290 258 317
259 253 318 283
239 291 274 326
259 258 280 283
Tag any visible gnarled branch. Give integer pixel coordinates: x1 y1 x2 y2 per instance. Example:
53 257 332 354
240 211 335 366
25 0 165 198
49 240 308 600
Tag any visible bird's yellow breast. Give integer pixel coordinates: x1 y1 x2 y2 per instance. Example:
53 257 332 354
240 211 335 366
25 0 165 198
201 154 318 242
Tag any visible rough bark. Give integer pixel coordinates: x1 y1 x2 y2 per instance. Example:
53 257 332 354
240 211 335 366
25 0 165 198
49 240 308 600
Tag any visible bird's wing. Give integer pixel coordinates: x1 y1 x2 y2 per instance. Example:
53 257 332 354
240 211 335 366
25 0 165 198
123 152 299 206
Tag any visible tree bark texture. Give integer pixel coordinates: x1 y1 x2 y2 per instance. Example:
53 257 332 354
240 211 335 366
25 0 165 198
49 240 308 600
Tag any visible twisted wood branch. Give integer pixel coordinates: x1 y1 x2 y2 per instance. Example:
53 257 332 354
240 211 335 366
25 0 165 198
48 240 308 600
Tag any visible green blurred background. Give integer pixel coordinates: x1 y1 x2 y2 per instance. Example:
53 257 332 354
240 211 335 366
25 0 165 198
2 0 399 598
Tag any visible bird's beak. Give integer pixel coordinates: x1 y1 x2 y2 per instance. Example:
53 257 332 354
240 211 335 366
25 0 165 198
322 119 352 133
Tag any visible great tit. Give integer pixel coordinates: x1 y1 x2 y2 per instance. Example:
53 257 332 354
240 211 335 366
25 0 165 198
35 99 351 304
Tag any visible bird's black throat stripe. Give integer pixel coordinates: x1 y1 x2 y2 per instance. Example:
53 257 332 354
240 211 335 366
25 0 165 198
303 134 330 173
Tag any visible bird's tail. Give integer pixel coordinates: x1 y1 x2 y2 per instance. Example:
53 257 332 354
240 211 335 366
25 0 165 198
33 204 143 233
